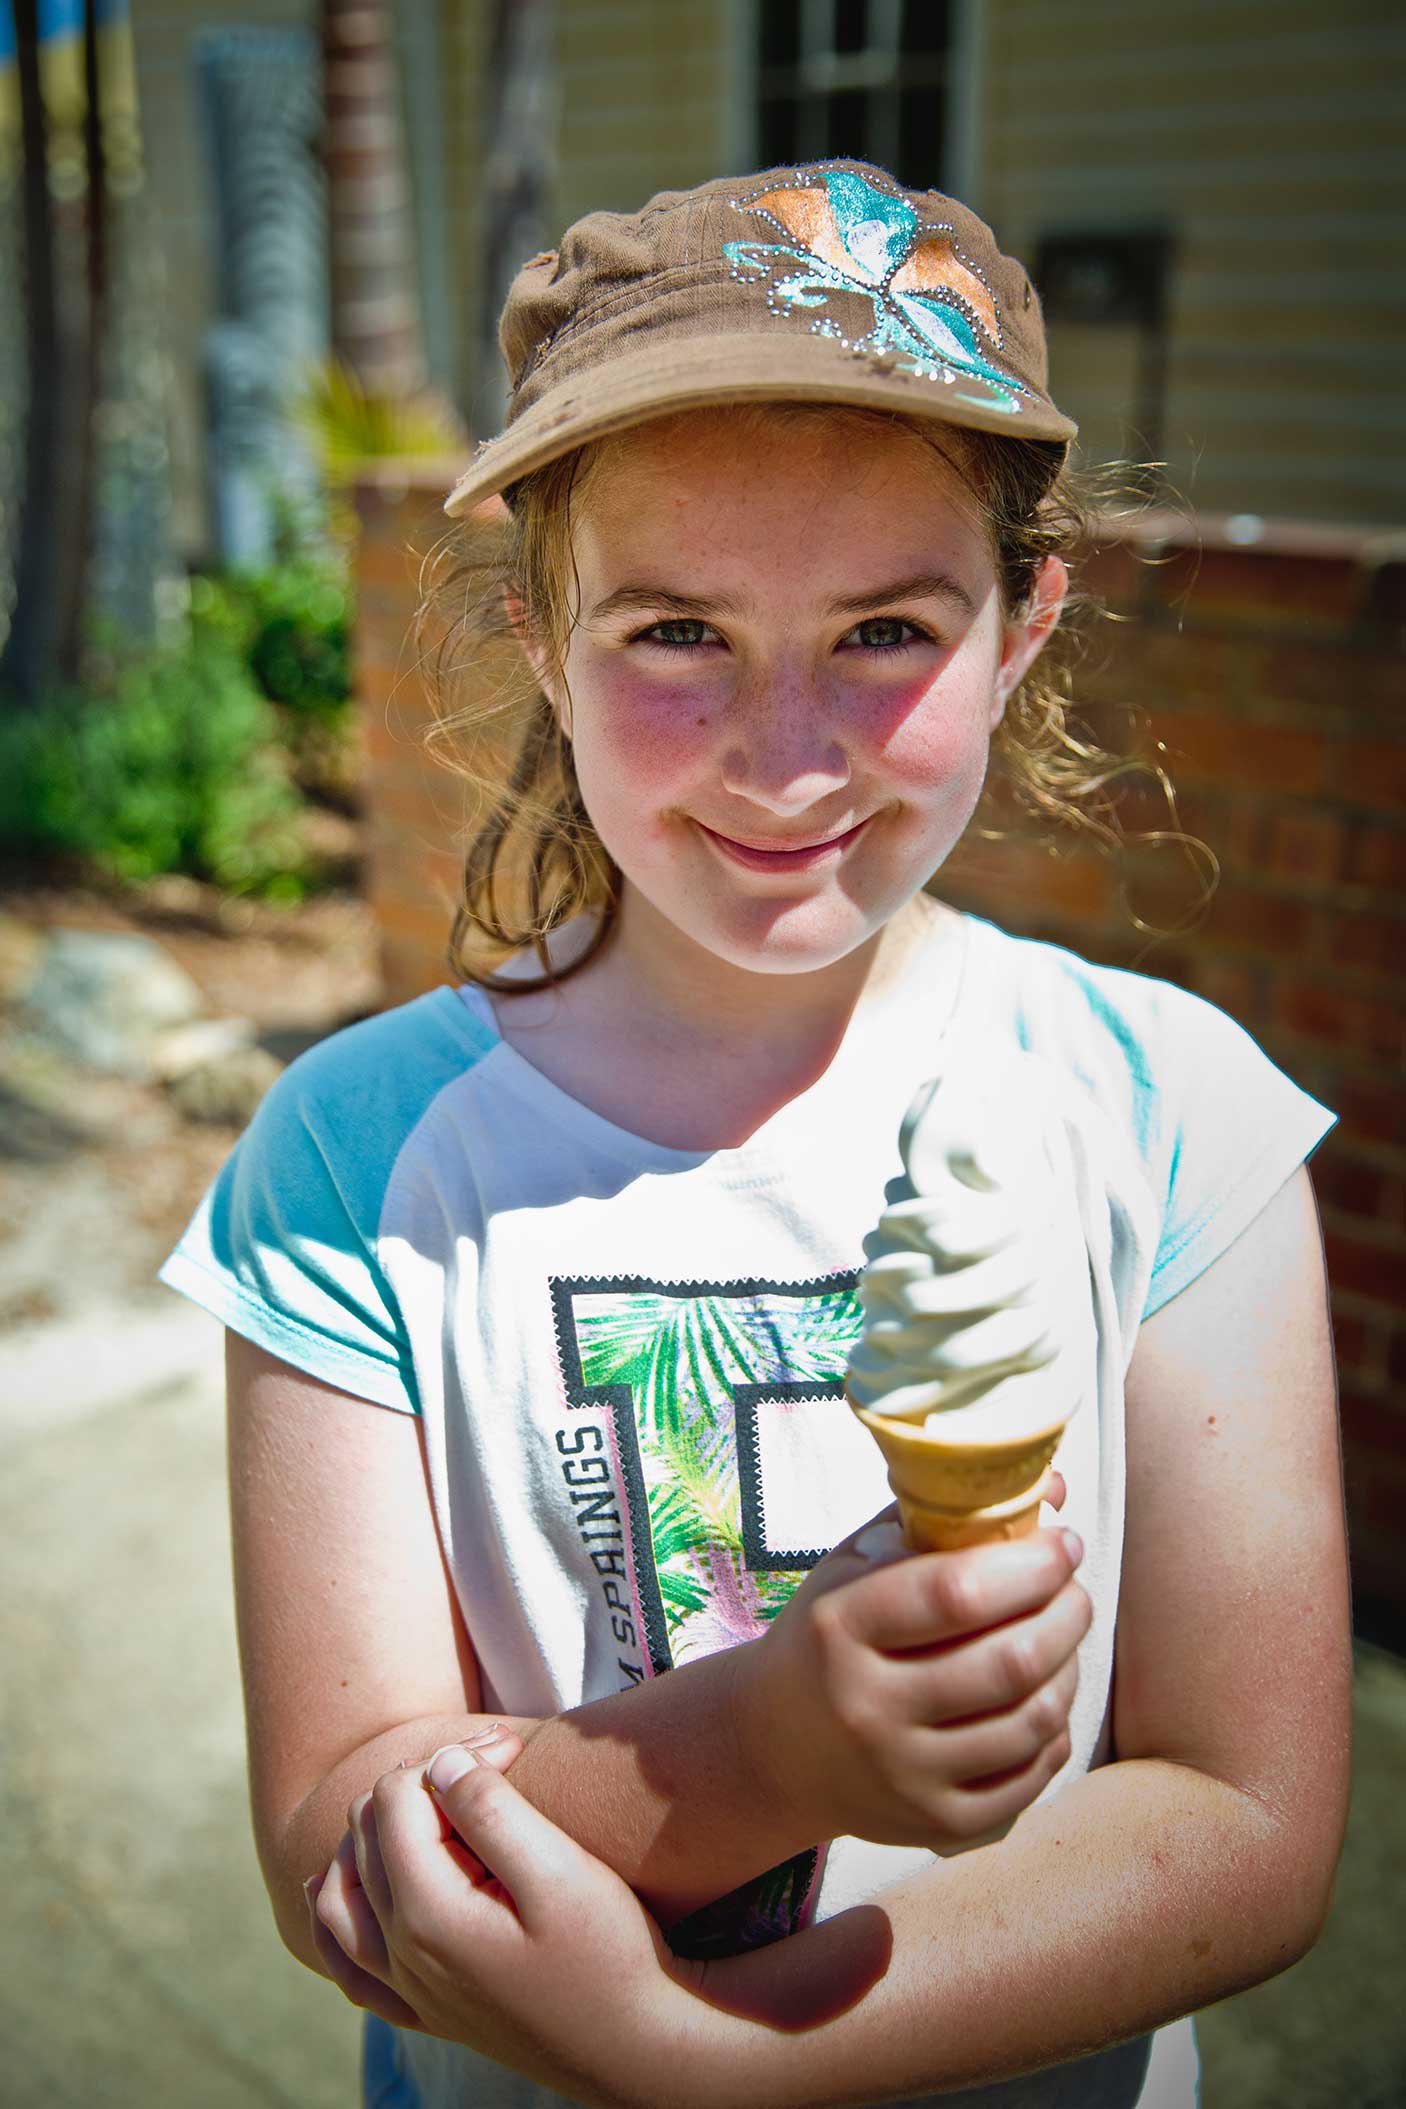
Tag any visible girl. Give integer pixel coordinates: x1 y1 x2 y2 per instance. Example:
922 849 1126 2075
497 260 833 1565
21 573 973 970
160 162 1350 2108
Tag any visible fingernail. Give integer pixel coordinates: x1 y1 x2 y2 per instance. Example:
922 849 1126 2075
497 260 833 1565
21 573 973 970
427 1743 479 1793
1062 1530 1084 1566
462 1722 509 1747
854 1522 907 1565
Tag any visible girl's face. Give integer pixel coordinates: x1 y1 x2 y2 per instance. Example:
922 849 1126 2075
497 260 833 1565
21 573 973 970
544 409 1065 979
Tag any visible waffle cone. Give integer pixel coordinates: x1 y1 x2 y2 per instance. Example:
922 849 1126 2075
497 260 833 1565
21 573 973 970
848 1392 1068 1551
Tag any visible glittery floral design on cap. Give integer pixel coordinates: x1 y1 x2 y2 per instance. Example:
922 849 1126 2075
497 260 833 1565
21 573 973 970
723 169 1026 415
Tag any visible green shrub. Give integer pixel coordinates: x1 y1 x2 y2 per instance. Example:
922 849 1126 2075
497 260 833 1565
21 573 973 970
0 637 315 901
190 559 352 731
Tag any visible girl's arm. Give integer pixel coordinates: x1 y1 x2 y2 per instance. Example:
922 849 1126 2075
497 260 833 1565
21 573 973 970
681 1162 1351 2100
325 1163 1350 2106
234 1332 1083 1966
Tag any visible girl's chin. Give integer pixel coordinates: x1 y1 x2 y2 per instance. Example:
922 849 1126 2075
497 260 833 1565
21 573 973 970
660 892 893 977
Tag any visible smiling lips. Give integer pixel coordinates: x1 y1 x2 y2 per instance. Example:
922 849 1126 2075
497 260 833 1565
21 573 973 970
697 816 871 871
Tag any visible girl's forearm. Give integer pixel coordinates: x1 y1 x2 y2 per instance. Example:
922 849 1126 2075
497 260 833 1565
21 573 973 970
497 1642 820 1926
658 1759 1331 2109
273 1640 809 1968
270 1710 542 1966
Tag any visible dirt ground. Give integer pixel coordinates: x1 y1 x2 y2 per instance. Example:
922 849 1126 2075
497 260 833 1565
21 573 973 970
0 835 384 1338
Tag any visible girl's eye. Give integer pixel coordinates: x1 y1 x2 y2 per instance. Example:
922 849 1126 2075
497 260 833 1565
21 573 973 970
638 618 713 651
848 616 932 653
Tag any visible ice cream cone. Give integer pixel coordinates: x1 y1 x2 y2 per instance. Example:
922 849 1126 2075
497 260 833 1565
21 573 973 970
848 1392 1067 1551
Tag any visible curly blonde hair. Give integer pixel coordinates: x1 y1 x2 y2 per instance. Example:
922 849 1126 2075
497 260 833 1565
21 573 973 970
416 404 1154 992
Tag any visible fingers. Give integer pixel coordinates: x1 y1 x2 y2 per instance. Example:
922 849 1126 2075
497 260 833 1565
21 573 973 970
844 1528 1084 1653
449 1723 527 1777
902 1576 1093 1724
417 1748 593 1934
937 1723 1074 1848
349 1792 393 1925
308 1845 421 2030
318 1830 390 1974
913 1647 1081 1785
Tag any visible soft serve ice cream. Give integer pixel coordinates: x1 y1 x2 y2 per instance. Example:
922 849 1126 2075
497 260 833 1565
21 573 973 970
848 1058 1080 1457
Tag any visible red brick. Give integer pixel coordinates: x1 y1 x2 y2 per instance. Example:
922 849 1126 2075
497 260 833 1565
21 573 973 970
1160 715 1329 797
1262 810 1347 888
1108 770 1182 837
1259 639 1373 719
1342 1437 1406 1533
1155 547 1365 629
366 831 461 891
1206 881 1312 957
947 840 1115 923
1275 980 1405 1064
1334 1076 1406 1149
372 775 466 836
1339 1388 1406 1462
1337 740 1406 813
1339 651 1406 719
1141 629 1268 714
1329 1307 1372 1374
1324 907 1406 983
1112 844 1216 938
379 934 451 1006
1156 783 1260 870
1351 823 1406 892
1314 1148 1390 1222
1080 539 1146 611
1323 1229 1406 1309
371 890 457 948
1191 958 1261 1028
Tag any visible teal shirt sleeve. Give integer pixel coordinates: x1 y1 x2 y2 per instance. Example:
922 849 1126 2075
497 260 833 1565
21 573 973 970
157 991 496 1414
1017 936 1335 1321
1139 982 1335 1317
1051 956 1336 1320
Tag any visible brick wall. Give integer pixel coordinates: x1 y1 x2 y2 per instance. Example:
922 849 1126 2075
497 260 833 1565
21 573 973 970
354 466 1406 1640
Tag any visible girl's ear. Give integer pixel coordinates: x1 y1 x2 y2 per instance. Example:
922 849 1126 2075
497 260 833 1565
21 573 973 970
992 556 1069 728
505 590 571 735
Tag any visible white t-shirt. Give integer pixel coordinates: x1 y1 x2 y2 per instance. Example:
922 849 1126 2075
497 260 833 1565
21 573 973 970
159 911 1333 2109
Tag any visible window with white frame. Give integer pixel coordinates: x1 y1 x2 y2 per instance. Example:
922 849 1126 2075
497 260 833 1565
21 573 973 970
756 1 953 188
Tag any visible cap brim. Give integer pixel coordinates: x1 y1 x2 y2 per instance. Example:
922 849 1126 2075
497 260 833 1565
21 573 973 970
444 329 1076 516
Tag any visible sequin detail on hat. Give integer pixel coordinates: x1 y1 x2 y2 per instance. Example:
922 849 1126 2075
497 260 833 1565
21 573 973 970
723 169 1026 416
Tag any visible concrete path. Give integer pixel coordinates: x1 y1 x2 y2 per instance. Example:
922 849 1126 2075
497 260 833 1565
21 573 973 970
2 1297 1403 2106
1 1301 359 2109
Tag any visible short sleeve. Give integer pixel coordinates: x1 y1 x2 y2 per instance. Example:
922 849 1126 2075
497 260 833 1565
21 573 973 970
1138 984 1335 1319
157 990 496 1415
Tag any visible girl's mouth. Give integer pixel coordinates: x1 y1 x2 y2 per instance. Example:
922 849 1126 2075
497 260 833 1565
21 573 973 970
696 817 871 872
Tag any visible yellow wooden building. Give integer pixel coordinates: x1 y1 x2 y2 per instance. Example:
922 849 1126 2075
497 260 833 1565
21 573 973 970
131 0 1404 546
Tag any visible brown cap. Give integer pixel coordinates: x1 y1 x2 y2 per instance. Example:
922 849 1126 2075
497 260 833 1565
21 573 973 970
445 161 1076 516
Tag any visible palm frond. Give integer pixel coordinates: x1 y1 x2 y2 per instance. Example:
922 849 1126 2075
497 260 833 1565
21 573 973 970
292 358 466 486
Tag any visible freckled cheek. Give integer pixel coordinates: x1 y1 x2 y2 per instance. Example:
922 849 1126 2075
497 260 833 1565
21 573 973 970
575 676 717 802
864 678 994 795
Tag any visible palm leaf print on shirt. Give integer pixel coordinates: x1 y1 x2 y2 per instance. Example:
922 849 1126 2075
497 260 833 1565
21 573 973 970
550 1273 884 1958
566 1280 864 1655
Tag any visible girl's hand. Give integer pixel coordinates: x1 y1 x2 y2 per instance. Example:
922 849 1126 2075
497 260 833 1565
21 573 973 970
744 1484 1090 1852
308 1724 525 2030
313 1746 697 2107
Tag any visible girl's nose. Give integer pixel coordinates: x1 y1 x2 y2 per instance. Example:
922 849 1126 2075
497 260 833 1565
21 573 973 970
717 673 852 814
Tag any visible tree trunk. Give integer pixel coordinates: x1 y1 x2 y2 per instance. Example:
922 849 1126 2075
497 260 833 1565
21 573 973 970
62 0 109 674
2 0 61 703
320 0 426 398
1 0 108 705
